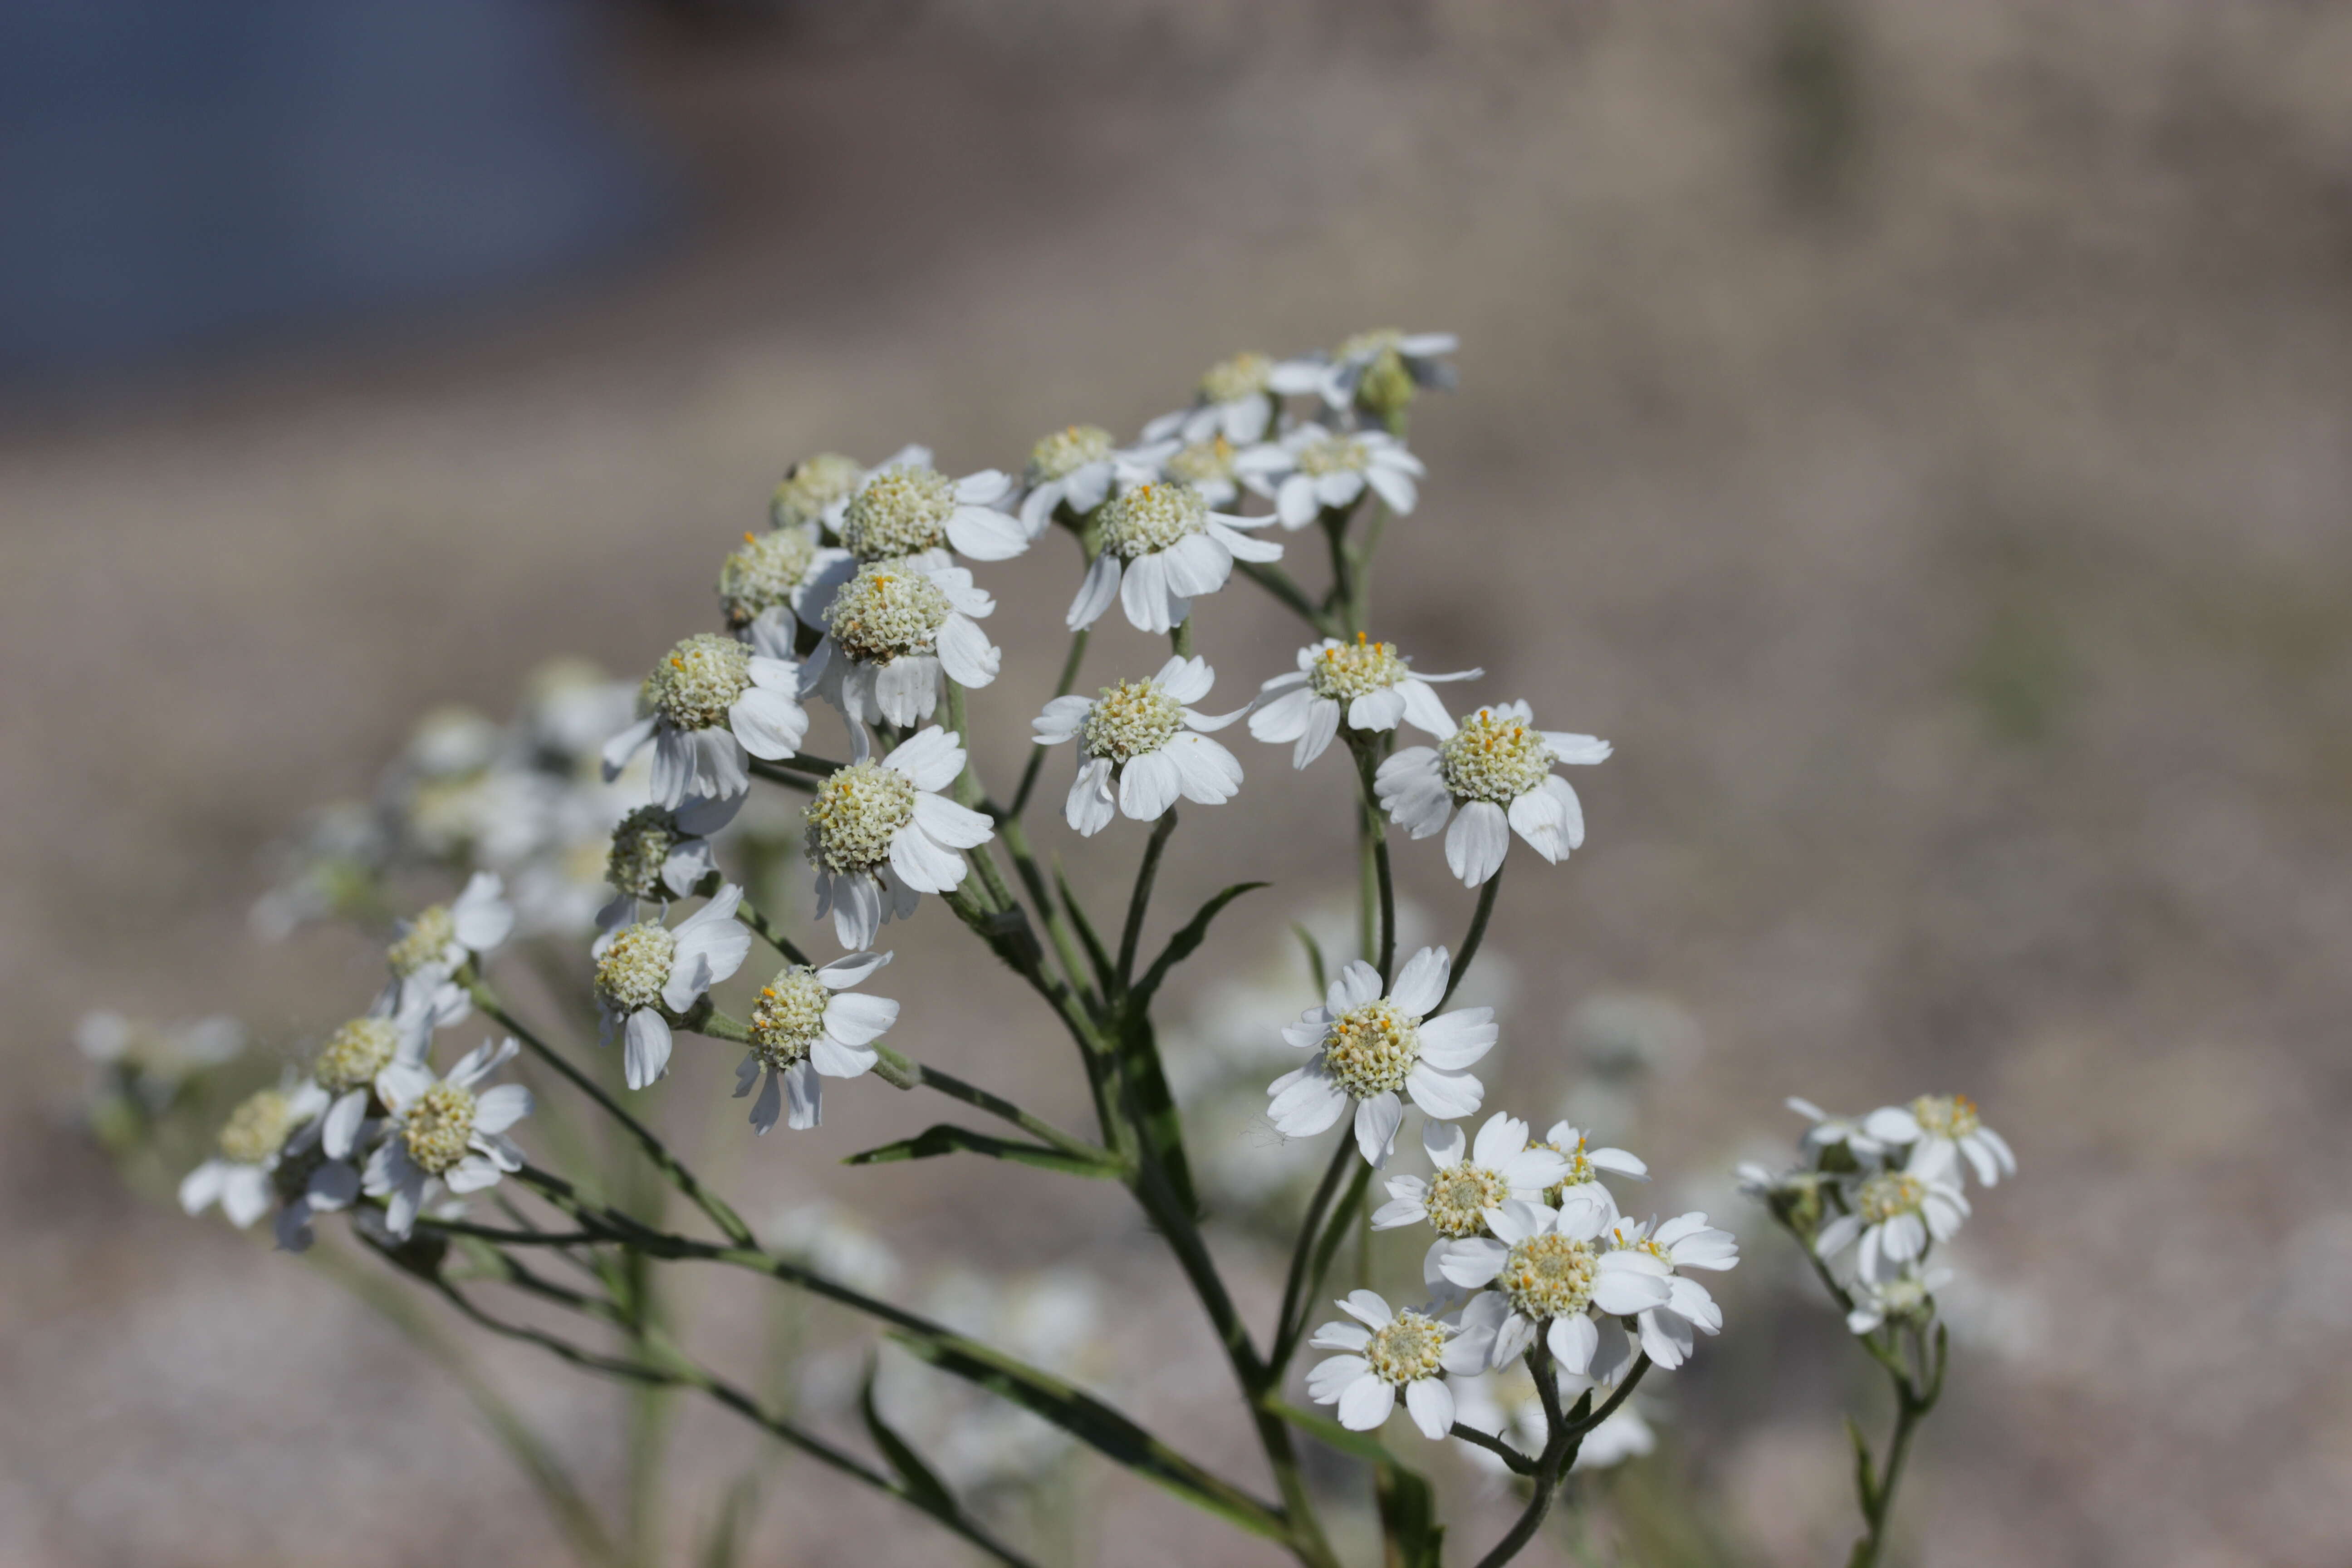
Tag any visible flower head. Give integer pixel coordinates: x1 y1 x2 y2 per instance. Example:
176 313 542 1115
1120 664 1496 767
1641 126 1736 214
1019 424 1122 535
179 1077 349 1247
1845 1263 1952 1336
1606 1212 1739 1369
1065 481 1283 636
803 558 1001 727
1142 352 1283 447
718 524 854 653
1375 701 1610 887
1306 1289 1488 1438
773 449 914 532
1372 1114 1570 1241
804 727 995 950
600 792 744 921
381 872 514 1022
732 951 899 1133
1267 947 1497 1166
1815 1167 1971 1281
603 634 809 809
363 1037 533 1239
1284 329 1459 424
1530 1121 1649 1218
1864 1093 2016 1189
1250 634 1479 769
591 885 755 1089
1032 656 1249 835
1234 421 1425 529
1441 1198 1673 1374
835 460 1026 564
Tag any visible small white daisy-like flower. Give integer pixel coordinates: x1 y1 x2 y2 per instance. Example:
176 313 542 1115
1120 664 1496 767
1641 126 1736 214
1018 425 1122 536
363 1037 534 1239
802 557 1002 728
179 1078 332 1230
1786 1095 1889 1159
1815 1167 1970 1281
1066 481 1283 636
1285 329 1460 419
1441 1198 1673 1374
1307 1289 1488 1438
598 792 744 925
1530 1121 1649 1219
603 633 810 809
717 524 855 654
1266 947 1496 1167
1374 701 1611 887
1233 421 1425 529
1371 1114 1570 1240
592 884 755 1090
1845 1262 1953 1336
1249 634 1480 769
731 951 898 1133
832 459 1027 564
1144 352 1284 447
1606 1212 1740 1369
1121 432 1244 509
381 871 514 1023
1031 656 1249 836
804 726 995 951
1863 1094 2016 1189
308 1004 435 1162
773 445 930 533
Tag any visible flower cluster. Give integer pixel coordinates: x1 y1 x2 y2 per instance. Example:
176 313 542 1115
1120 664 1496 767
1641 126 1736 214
1746 1092 2015 1334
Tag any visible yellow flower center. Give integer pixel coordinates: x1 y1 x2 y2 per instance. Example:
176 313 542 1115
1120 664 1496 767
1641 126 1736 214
1499 1231 1599 1321
1320 999 1419 1099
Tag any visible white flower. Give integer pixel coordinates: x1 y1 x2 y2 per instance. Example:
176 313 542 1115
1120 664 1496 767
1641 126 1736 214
1786 1095 1888 1159
831 458 1028 564
1065 481 1283 637
381 871 515 1022
592 884 755 1089
1031 656 1249 836
1233 421 1425 529
1862 1094 2015 1188
603 633 810 808
1374 701 1610 887
1249 635 1479 769
1531 1121 1649 1219
306 1003 436 1162
1846 1263 1952 1336
363 1037 533 1239
1307 1289 1488 1438
1143 352 1284 446
1606 1213 1740 1370
1284 329 1460 416
179 1078 332 1230
598 792 744 925
1815 1167 1970 1281
804 727 995 950
772 445 929 534
1266 947 1496 1166
718 523 855 654
1371 1114 1570 1240
1441 1198 1673 1373
802 558 1001 728
1119 431 1244 509
1019 425 1123 536
732 952 899 1133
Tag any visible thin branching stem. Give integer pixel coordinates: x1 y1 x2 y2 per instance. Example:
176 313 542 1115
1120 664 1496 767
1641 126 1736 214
1437 867 1504 1010
1117 809 1179 991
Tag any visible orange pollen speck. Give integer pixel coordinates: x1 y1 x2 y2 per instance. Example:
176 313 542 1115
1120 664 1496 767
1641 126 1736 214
744 531 757 544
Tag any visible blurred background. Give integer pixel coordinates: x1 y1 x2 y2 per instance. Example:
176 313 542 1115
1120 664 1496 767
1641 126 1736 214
6 1 2352 1563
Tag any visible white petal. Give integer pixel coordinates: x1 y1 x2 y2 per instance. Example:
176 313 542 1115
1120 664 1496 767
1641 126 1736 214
472 1083 533 1134
1413 1009 1496 1069
1404 1378 1454 1440
729 687 809 761
946 506 1031 562
829 873 883 950
1307 1354 1370 1403
1330 961 1383 1011
1404 1064 1483 1121
1438 1237 1509 1289
1067 756 1117 836
1165 733 1243 804
884 725 965 792
1348 686 1408 731
749 1068 785 1133
1247 685 1316 744
1337 1377 1397 1432
1547 1313 1599 1375
624 1010 672 1089
888 820 968 894
1067 553 1121 630
872 655 940 727
821 990 900 1046
936 613 1002 687
1120 550 1181 634
1354 1092 1405 1166
1389 946 1449 1017
1119 751 1182 820
810 1035 877 1078
601 715 657 782
1422 1118 1467 1168
1366 464 1418 514
784 1060 823 1129
1395 678 1459 738
1338 1289 1396 1328
1266 1065 1350 1136
1470 1112 1526 1170
1444 801 1511 886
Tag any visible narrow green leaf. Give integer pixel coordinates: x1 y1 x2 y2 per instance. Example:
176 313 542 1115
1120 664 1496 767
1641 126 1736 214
1845 1414 1877 1512
860 1355 960 1518
1264 1399 1391 1466
1112 1012 1199 1215
1375 1461 1445 1568
892 1333 1289 1542
1292 921 1328 996
1129 881 1269 1014
843 1123 1118 1179
695 1475 760 1568
1054 862 1120 999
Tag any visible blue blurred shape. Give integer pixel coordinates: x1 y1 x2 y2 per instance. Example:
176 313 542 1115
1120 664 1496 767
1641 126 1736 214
0 0 665 381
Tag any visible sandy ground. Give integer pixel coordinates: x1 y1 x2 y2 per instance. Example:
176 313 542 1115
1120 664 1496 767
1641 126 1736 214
6 3 2352 1564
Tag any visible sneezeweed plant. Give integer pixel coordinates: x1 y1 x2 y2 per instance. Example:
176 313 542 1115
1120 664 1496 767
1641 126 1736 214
141 329 2020 1568
1745 1093 2017 1567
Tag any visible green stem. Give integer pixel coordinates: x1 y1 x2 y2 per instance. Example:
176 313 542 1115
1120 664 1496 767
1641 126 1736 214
1171 616 1195 658
733 897 810 967
1346 737 1396 985
1117 809 1179 991
1236 561 1332 633
1271 1136 1358 1368
867 1042 1116 1167
469 986 755 1250
1009 627 1091 818
1436 867 1503 1011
